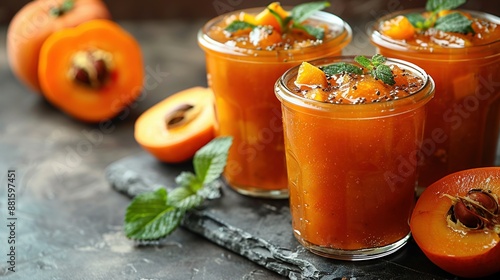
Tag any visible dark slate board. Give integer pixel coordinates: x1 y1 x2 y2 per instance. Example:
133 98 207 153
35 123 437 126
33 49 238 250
105 152 500 280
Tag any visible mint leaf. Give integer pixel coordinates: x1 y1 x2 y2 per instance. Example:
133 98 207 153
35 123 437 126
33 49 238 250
406 13 427 28
291 1 330 23
168 187 204 210
123 136 233 241
321 62 362 75
372 65 395 86
405 0 468 31
224 20 256 33
353 55 395 85
124 188 184 240
288 1 330 39
354 56 371 69
426 0 466 13
194 136 233 185
175 171 200 191
294 24 325 40
371 54 386 66
434 12 474 34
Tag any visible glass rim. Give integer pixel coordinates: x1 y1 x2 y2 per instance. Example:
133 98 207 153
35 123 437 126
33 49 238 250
198 8 352 58
275 55 435 118
369 9 500 54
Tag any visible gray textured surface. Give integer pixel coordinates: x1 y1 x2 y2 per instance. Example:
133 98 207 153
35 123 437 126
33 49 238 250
105 153 500 280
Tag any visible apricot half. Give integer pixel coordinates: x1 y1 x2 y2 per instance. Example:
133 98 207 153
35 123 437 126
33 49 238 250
134 87 216 163
410 167 500 278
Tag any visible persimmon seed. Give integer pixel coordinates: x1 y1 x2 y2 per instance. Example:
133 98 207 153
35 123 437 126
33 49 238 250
165 104 196 129
468 189 499 215
453 200 482 229
94 59 108 85
74 68 90 85
70 50 111 88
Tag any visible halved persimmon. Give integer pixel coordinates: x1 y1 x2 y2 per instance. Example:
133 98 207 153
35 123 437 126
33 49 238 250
410 167 500 278
134 87 216 163
38 19 143 122
7 0 111 93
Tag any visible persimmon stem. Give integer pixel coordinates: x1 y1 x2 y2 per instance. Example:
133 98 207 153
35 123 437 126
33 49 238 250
50 0 75 17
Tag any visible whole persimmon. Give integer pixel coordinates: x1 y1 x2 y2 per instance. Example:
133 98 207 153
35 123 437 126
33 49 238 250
7 0 110 93
134 87 216 163
410 167 500 278
38 19 144 122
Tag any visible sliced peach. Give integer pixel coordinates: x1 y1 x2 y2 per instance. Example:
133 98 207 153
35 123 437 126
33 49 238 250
255 2 290 33
410 167 500 278
295 62 328 88
380 15 416 40
134 87 216 163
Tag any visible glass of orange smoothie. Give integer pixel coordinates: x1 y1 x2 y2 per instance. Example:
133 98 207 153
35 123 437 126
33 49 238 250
370 6 500 190
275 55 435 260
198 3 352 198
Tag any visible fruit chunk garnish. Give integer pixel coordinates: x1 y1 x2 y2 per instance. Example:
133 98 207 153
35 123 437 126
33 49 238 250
223 1 330 48
410 167 500 278
380 15 416 40
134 87 215 163
294 54 424 104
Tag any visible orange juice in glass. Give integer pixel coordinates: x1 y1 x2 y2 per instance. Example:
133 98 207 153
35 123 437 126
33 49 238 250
275 56 435 260
198 3 352 198
370 7 500 190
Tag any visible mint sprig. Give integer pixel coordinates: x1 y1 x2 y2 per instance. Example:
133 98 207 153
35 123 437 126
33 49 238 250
124 136 233 241
426 0 466 13
318 55 395 86
355 54 395 86
408 0 473 34
278 1 330 40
